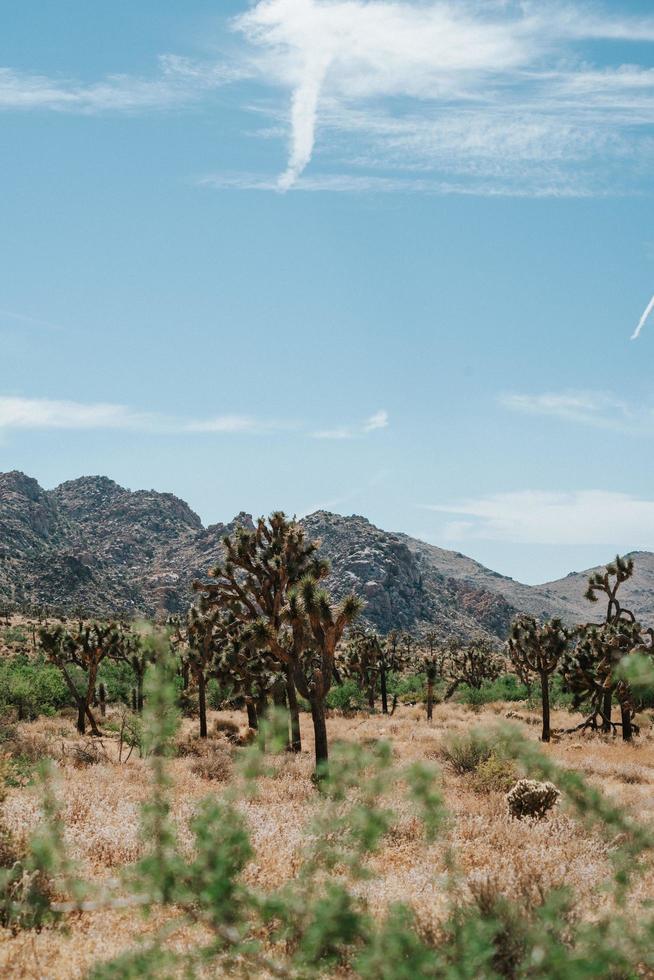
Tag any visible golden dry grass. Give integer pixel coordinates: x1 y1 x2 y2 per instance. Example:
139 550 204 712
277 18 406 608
2 701 654 977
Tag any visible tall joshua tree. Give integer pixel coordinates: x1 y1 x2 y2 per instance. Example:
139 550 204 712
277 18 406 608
508 616 570 742
195 513 361 773
39 621 124 735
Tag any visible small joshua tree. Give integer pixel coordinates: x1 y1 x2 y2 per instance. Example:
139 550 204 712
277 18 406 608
444 640 504 699
39 621 125 735
508 616 570 742
380 630 410 714
420 630 447 721
340 627 382 710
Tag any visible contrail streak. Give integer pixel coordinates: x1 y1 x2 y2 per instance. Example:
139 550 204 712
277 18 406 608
632 293 654 340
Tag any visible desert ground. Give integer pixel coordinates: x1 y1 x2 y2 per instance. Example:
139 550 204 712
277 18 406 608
2 700 654 978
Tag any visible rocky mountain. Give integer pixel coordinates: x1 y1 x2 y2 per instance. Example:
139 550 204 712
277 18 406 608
1 470 652 641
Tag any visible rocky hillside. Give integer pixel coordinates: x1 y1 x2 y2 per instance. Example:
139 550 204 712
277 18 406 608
1 470 652 640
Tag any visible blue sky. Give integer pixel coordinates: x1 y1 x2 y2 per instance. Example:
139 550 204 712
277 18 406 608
2 0 654 584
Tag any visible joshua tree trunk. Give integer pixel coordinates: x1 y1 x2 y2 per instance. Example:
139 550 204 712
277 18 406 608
99 683 106 718
77 702 86 735
272 679 290 750
380 663 389 715
426 676 434 721
601 689 612 733
137 672 144 713
309 694 329 773
198 671 208 738
540 670 551 743
286 671 302 753
368 687 375 711
246 698 258 730
620 701 633 742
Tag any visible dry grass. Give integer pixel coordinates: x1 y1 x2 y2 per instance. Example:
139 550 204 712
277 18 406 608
2 702 654 977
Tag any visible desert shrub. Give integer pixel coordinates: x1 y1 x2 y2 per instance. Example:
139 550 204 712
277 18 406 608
327 679 368 712
457 674 530 707
97 658 137 706
206 678 238 710
213 717 240 742
70 740 108 769
0 656 70 720
1 626 28 649
506 779 560 820
471 753 519 794
190 744 233 781
439 732 494 774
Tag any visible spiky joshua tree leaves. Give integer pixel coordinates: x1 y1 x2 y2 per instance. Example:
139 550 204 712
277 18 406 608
195 512 362 774
508 616 570 742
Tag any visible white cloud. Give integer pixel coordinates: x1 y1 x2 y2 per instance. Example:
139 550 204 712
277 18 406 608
0 55 239 113
362 409 388 432
424 489 654 547
0 396 386 440
632 294 654 340
313 408 389 439
0 397 275 434
231 0 654 194
499 390 644 430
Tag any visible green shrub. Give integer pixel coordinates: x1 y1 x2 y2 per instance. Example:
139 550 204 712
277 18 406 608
471 753 519 794
0 656 70 720
327 680 368 712
439 733 494 774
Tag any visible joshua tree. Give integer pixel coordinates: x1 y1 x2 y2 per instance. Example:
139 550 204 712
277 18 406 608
195 513 361 773
508 616 570 742
379 630 411 714
444 640 504 699
562 556 650 741
340 627 383 710
39 621 125 735
420 630 447 721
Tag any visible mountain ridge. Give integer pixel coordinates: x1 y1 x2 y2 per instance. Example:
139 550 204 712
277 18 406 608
1 470 651 639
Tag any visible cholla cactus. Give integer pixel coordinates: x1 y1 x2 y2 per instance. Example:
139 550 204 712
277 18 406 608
506 779 560 820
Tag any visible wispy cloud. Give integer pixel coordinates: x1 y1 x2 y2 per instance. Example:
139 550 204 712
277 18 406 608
313 408 389 440
0 396 388 440
499 390 643 431
0 55 240 113
231 0 654 195
632 294 654 340
424 489 654 547
0 309 62 331
0 397 261 434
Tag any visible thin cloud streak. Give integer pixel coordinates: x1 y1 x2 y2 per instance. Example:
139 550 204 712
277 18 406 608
0 56 241 113
0 309 62 331
632 294 654 340
499 390 642 431
0 396 388 440
313 409 389 440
